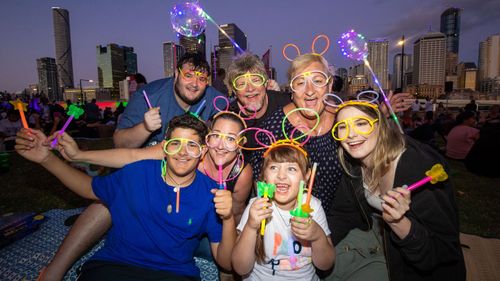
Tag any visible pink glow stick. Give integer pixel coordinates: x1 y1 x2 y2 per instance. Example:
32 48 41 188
143 90 153 109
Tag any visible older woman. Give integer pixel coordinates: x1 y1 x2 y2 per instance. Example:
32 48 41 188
327 101 465 280
250 54 342 213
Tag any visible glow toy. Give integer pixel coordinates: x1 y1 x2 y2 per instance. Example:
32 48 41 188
9 99 29 129
257 181 276 236
290 180 309 218
188 99 206 119
338 29 403 134
50 105 84 148
218 164 225 190
302 162 317 213
170 2 243 52
142 90 153 109
406 164 448 191
282 34 330 62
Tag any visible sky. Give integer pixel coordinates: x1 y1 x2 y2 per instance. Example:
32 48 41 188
1 0 499 93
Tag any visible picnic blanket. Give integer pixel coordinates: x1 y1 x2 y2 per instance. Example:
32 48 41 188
0 208 219 281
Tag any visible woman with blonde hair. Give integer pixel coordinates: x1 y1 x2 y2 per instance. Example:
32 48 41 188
326 101 465 281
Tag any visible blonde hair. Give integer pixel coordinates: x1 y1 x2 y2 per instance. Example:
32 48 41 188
255 145 310 263
337 104 405 191
287 53 331 82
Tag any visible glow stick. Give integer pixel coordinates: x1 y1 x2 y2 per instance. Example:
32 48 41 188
194 99 206 117
407 164 448 191
51 105 84 148
302 162 317 213
143 90 153 109
257 182 276 236
218 164 225 190
10 100 29 129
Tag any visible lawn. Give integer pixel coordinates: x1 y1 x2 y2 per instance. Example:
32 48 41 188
1 138 499 238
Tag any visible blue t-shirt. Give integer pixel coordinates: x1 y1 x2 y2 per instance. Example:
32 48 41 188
117 77 224 146
91 160 222 277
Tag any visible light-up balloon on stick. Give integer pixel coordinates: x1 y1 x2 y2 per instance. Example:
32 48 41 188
338 29 403 134
170 2 243 52
9 99 29 129
51 105 85 148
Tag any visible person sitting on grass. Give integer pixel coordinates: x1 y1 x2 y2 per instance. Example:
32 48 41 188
15 114 236 281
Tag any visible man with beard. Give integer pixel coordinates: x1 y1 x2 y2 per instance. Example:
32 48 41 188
114 52 223 148
227 53 290 129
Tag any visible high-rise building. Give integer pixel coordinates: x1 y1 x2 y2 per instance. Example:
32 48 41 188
440 8 461 75
163 42 185 77
392 54 413 90
36 57 61 101
478 35 500 93
217 24 247 71
457 62 477 90
97 43 138 95
413 32 446 97
52 7 74 89
367 39 389 90
179 32 206 58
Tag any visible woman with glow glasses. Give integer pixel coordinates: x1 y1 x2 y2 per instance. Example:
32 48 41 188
325 101 465 281
44 112 253 224
250 53 343 214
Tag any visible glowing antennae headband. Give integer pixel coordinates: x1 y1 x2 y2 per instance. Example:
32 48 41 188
282 34 330 62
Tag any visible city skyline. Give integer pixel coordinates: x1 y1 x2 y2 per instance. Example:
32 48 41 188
1 0 499 93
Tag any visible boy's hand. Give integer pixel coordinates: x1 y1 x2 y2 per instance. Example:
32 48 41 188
291 216 322 242
49 132 81 162
211 189 233 220
246 198 272 230
144 107 161 132
15 129 52 164
381 187 411 224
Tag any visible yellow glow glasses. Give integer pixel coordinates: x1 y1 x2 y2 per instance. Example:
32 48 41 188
332 116 379 141
290 70 331 92
205 132 244 152
178 67 209 84
232 73 266 91
163 138 203 158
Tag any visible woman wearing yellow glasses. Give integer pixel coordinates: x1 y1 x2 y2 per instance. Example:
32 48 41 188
325 101 465 281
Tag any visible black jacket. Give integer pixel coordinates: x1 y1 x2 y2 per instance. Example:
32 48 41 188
328 137 466 281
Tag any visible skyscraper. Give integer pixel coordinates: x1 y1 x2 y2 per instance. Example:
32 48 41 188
163 42 185 77
52 7 74 89
179 32 206 58
478 35 500 93
413 32 446 97
392 53 412 90
457 62 477 90
217 23 247 71
440 7 461 75
36 57 61 101
367 39 389 90
97 44 138 96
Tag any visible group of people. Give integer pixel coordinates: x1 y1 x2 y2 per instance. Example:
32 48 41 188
15 51 466 281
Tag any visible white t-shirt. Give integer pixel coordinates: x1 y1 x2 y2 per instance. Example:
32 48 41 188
425 101 434 112
237 195 331 281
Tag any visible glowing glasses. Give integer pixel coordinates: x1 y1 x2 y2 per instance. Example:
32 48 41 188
205 132 243 152
232 73 266 91
178 67 209 84
332 116 379 141
290 70 330 92
163 138 203 158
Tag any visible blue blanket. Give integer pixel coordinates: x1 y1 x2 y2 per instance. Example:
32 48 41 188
0 208 219 280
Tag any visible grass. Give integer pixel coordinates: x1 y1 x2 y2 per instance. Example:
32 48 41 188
1 138 499 238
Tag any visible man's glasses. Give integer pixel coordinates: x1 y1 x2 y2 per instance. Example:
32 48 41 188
205 132 243 152
232 73 266 91
178 67 209 84
290 70 330 92
163 138 203 158
332 116 379 141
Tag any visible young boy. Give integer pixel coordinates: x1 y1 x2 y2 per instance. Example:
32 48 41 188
16 114 236 280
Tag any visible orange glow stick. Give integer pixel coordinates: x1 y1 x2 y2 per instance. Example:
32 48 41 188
302 162 317 213
10 99 29 128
